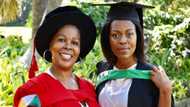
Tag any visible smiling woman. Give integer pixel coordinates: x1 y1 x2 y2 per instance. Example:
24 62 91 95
50 25 81 74
13 6 100 107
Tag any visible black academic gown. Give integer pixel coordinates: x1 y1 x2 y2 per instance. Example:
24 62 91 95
96 61 175 107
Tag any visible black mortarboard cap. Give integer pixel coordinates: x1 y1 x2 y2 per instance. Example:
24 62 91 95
91 2 153 28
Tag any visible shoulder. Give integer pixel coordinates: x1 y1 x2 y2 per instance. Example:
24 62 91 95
78 77 95 89
96 60 155 73
14 73 50 107
23 73 50 91
135 62 157 86
96 60 113 75
133 61 159 94
77 77 98 100
77 76 96 95
136 62 154 70
15 73 50 95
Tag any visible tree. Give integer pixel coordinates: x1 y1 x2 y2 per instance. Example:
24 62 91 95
32 0 68 38
0 0 19 24
32 0 47 37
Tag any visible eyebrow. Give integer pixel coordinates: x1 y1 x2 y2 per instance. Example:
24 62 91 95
54 33 65 37
111 29 133 33
57 36 80 42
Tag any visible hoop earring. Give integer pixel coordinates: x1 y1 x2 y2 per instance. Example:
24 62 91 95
43 49 52 62
76 56 83 62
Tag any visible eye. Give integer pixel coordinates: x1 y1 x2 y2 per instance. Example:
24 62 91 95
111 33 121 40
126 32 134 38
57 38 65 42
71 40 80 46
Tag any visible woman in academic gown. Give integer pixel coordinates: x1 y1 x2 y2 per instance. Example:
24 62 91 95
14 6 100 107
95 2 175 107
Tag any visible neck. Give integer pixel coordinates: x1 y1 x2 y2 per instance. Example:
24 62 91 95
50 65 73 81
50 65 79 90
116 56 137 69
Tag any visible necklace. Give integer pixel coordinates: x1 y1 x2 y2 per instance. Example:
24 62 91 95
49 68 79 89
60 74 79 90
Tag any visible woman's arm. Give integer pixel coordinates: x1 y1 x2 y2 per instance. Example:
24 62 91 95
158 90 172 107
151 66 173 107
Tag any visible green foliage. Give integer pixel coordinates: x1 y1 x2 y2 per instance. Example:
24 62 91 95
173 80 190 101
74 38 104 83
0 36 28 106
80 3 109 32
25 11 32 27
1 0 190 106
142 0 190 101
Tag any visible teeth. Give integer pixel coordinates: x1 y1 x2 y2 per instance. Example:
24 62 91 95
61 54 71 60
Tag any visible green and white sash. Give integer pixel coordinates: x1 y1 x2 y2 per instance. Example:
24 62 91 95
96 69 151 87
18 94 41 107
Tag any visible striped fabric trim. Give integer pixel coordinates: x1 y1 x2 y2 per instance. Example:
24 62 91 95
96 69 151 87
18 94 41 107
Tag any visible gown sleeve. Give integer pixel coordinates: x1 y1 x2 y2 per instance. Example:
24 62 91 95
14 86 33 107
13 77 45 107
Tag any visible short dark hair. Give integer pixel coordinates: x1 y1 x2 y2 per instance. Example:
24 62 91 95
100 20 145 65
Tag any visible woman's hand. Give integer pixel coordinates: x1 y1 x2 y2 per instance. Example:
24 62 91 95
151 66 172 94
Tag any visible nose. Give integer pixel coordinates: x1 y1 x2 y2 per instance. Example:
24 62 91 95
63 41 72 50
119 35 128 44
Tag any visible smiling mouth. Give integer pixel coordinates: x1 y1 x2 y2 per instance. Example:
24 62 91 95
60 53 72 60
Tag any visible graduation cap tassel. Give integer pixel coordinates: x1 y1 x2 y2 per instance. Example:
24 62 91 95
28 42 39 79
